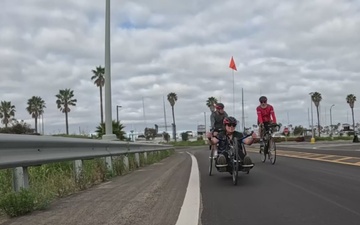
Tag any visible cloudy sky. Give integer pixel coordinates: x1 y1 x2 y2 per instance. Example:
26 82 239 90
1 0 360 135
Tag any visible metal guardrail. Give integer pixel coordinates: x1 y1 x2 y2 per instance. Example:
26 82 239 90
0 134 174 191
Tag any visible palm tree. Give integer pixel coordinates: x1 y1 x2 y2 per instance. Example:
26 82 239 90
167 92 178 141
95 120 126 140
26 96 46 133
0 101 16 128
91 66 105 124
310 92 322 137
206 97 218 112
346 94 358 142
55 89 77 135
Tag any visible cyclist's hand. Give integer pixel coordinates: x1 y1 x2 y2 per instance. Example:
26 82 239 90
251 132 257 139
206 132 212 138
211 136 219 144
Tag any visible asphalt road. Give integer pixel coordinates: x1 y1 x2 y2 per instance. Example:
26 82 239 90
192 143 360 225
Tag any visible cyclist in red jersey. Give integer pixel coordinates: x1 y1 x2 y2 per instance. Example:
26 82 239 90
256 96 277 148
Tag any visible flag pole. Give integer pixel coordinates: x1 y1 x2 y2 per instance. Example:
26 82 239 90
232 69 235 116
242 88 245 133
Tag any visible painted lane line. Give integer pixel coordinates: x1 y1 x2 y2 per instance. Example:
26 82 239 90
175 152 200 225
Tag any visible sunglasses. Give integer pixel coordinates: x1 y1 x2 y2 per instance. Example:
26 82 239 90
226 123 237 127
260 101 267 104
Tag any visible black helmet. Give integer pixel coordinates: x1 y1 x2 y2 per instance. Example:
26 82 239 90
223 116 237 125
215 103 224 109
259 96 267 103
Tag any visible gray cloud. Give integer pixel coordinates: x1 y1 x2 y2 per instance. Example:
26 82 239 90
1 0 360 136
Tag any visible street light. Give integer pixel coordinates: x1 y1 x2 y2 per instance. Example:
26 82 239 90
309 92 315 143
204 112 206 133
116 105 122 123
103 0 116 140
330 104 335 136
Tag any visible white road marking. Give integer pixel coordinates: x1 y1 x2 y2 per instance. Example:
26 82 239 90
175 152 200 225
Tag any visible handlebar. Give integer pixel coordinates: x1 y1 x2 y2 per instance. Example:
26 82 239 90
240 131 254 140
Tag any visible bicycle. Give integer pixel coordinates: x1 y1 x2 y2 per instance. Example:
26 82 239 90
208 141 217 176
209 132 255 185
259 123 279 165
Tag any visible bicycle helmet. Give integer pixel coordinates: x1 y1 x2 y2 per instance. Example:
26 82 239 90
223 116 237 125
215 103 224 109
259 96 267 103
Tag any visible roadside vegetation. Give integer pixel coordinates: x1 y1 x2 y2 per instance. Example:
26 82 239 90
0 150 174 218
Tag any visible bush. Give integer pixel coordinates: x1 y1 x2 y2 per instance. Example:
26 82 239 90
181 132 189 141
0 188 36 217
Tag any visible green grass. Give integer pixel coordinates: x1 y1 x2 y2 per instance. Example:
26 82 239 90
0 150 174 218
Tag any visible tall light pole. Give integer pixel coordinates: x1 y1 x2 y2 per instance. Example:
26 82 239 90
116 105 122 123
204 112 206 134
330 104 335 136
309 92 315 143
103 0 116 140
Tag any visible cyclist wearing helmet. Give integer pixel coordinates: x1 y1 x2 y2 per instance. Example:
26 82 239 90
210 103 228 132
206 103 228 155
256 96 277 148
211 116 255 168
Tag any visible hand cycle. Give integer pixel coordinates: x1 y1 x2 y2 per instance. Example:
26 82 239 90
260 123 279 164
209 131 255 185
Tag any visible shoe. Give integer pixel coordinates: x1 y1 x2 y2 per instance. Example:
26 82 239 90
217 154 227 165
243 155 253 165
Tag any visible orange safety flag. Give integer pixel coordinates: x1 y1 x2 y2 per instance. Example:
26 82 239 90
229 56 237 71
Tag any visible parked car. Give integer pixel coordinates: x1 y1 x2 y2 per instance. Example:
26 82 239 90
272 133 285 138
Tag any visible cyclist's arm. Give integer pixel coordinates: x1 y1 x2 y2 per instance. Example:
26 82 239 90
256 107 263 124
270 105 277 124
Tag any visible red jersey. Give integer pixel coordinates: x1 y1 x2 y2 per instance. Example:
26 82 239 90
257 104 276 124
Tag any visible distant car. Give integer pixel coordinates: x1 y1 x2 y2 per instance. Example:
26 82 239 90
272 133 285 138
186 131 193 137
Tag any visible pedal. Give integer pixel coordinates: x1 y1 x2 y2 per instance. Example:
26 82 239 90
215 164 228 168
242 164 254 168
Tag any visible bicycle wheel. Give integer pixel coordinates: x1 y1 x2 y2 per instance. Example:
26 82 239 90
209 145 214 176
268 138 276 164
232 144 239 185
260 145 266 163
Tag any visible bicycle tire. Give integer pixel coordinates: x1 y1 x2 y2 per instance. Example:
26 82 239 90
260 145 266 163
209 145 214 176
232 140 239 185
268 138 276 164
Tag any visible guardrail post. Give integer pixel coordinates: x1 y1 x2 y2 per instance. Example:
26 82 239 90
105 156 113 173
143 152 147 164
135 153 140 167
74 160 83 182
123 155 129 171
12 166 29 192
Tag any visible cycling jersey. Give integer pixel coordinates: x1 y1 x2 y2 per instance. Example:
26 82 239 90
256 104 277 124
210 111 228 131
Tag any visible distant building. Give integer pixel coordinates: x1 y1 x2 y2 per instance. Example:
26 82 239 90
197 125 206 136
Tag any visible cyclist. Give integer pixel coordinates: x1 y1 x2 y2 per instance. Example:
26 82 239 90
206 103 228 155
256 96 277 149
211 116 255 167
